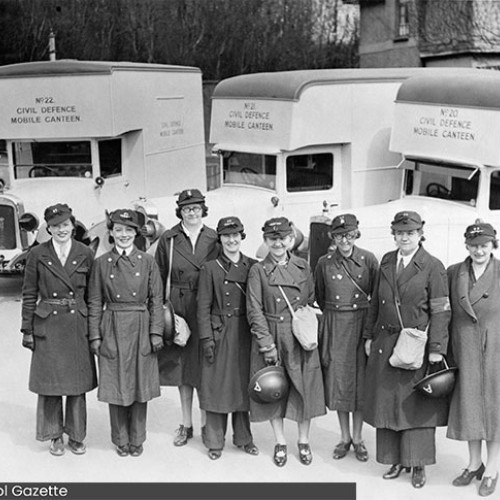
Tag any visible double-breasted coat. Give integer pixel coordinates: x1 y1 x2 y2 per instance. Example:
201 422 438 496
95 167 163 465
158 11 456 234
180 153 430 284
315 246 378 412
246 253 326 423
88 247 163 406
155 223 219 388
447 257 500 441
363 245 451 430
198 253 257 413
21 240 97 396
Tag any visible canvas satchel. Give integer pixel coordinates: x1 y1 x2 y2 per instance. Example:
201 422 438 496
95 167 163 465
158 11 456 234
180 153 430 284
164 236 191 347
388 297 428 370
278 286 318 351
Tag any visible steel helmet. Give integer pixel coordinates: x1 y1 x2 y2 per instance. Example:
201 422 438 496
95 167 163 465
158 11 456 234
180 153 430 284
413 359 458 399
248 365 289 404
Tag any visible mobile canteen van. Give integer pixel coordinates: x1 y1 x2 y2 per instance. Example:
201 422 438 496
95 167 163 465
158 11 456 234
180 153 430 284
0 60 205 273
208 68 453 258
324 69 500 267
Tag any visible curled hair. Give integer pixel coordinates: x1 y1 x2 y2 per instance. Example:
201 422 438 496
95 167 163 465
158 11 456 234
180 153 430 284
175 202 208 220
391 227 425 242
466 238 499 249
46 215 77 236
107 222 139 245
218 231 246 242
328 229 361 241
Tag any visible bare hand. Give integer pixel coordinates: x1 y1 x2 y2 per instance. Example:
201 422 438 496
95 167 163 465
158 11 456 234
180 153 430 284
90 339 101 356
263 347 278 365
150 335 164 353
22 333 35 351
364 339 372 357
428 352 443 364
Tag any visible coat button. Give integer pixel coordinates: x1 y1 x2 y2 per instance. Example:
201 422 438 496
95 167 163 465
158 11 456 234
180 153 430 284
382 300 385 304
379 349 382 354
336 295 340 300
354 293 359 298
72 261 77 265
138 255 142 259
358 275 362 279
116 294 121 298
381 325 385 330
227 313 232 318
361 256 365 260
69 291 74 296
332 275 336 280
135 272 140 276
353 304 357 309
70 310 75 314
279 316 284 321
48 261 53 265
225 292 230 296
224 281 228 285
108 257 112 262
110 274 114 279
276 298 281 302
53 292 58 297
132 292 137 297
336 305 339 309
53 311 58 315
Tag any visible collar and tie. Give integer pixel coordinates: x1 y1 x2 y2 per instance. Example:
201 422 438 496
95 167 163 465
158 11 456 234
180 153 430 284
397 257 405 278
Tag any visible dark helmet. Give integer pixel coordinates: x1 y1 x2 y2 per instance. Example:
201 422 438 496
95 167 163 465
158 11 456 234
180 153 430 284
413 361 458 399
248 365 289 404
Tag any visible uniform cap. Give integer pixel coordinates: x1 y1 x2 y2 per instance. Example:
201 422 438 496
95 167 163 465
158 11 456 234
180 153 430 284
44 203 73 226
217 216 244 235
464 222 496 245
176 189 205 207
391 211 424 231
262 217 293 237
109 209 141 229
330 213 359 234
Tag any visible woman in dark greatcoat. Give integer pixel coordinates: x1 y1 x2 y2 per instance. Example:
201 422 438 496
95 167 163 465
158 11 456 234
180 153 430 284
315 213 378 463
447 222 500 497
21 203 96 456
247 217 325 467
155 189 219 446
198 216 259 460
88 209 164 457
363 211 450 489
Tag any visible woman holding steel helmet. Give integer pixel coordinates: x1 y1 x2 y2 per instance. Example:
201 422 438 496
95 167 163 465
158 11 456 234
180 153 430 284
315 213 378 463
197 216 259 461
21 203 96 456
363 211 451 489
247 217 325 467
155 189 219 447
447 222 500 497
88 209 164 457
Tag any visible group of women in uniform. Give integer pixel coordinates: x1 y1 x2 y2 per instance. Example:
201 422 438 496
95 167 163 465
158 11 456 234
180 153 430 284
20 192 500 497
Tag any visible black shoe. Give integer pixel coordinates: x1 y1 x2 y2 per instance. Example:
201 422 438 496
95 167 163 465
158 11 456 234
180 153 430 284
352 441 368 462
452 463 485 486
67 439 86 455
129 444 143 457
383 464 411 479
412 466 426 488
273 444 287 467
332 440 351 460
116 444 129 457
238 442 259 456
173 425 193 446
49 437 65 456
298 443 312 465
208 449 222 460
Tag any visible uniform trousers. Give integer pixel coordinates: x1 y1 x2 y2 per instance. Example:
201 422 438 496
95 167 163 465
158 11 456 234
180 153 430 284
108 402 147 447
36 394 86 442
376 427 436 467
204 411 252 450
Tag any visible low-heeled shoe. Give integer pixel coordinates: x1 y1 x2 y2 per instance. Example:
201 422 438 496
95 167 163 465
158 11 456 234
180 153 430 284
238 442 259 456
273 444 287 467
479 474 498 497
452 463 485 486
173 425 193 446
68 439 86 455
332 440 351 460
353 441 368 462
116 444 129 457
129 444 143 457
49 437 65 457
208 449 222 460
383 464 411 480
298 443 313 465
412 466 426 488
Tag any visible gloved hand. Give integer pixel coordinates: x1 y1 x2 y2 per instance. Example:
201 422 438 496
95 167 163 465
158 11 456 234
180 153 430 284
263 346 278 365
90 339 101 356
202 338 215 363
22 333 35 351
150 334 164 353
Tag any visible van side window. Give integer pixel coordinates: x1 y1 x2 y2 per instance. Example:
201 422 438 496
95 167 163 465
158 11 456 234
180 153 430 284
12 141 92 179
222 152 276 189
286 153 333 192
98 139 122 178
489 170 500 210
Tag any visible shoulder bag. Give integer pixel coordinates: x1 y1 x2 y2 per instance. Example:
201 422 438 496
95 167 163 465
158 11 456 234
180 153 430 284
388 297 428 370
278 286 318 351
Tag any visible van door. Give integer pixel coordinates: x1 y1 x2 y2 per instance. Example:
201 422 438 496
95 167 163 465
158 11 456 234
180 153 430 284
280 147 341 233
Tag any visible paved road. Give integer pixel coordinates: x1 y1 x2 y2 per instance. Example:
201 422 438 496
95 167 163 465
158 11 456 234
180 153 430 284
0 281 482 499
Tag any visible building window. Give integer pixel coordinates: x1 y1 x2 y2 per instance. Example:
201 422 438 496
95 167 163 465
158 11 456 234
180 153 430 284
396 0 410 39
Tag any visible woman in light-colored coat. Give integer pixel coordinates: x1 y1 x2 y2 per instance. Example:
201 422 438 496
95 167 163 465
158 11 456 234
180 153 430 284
88 209 164 457
247 217 325 467
21 203 96 457
364 211 450 489
447 222 500 497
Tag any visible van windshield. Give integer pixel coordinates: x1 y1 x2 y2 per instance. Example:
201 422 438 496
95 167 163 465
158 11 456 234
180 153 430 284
222 151 276 190
13 141 93 179
404 161 479 207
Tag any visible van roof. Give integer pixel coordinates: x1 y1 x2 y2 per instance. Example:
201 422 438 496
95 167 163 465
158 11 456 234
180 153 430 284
212 67 469 101
0 60 201 78
396 70 500 110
